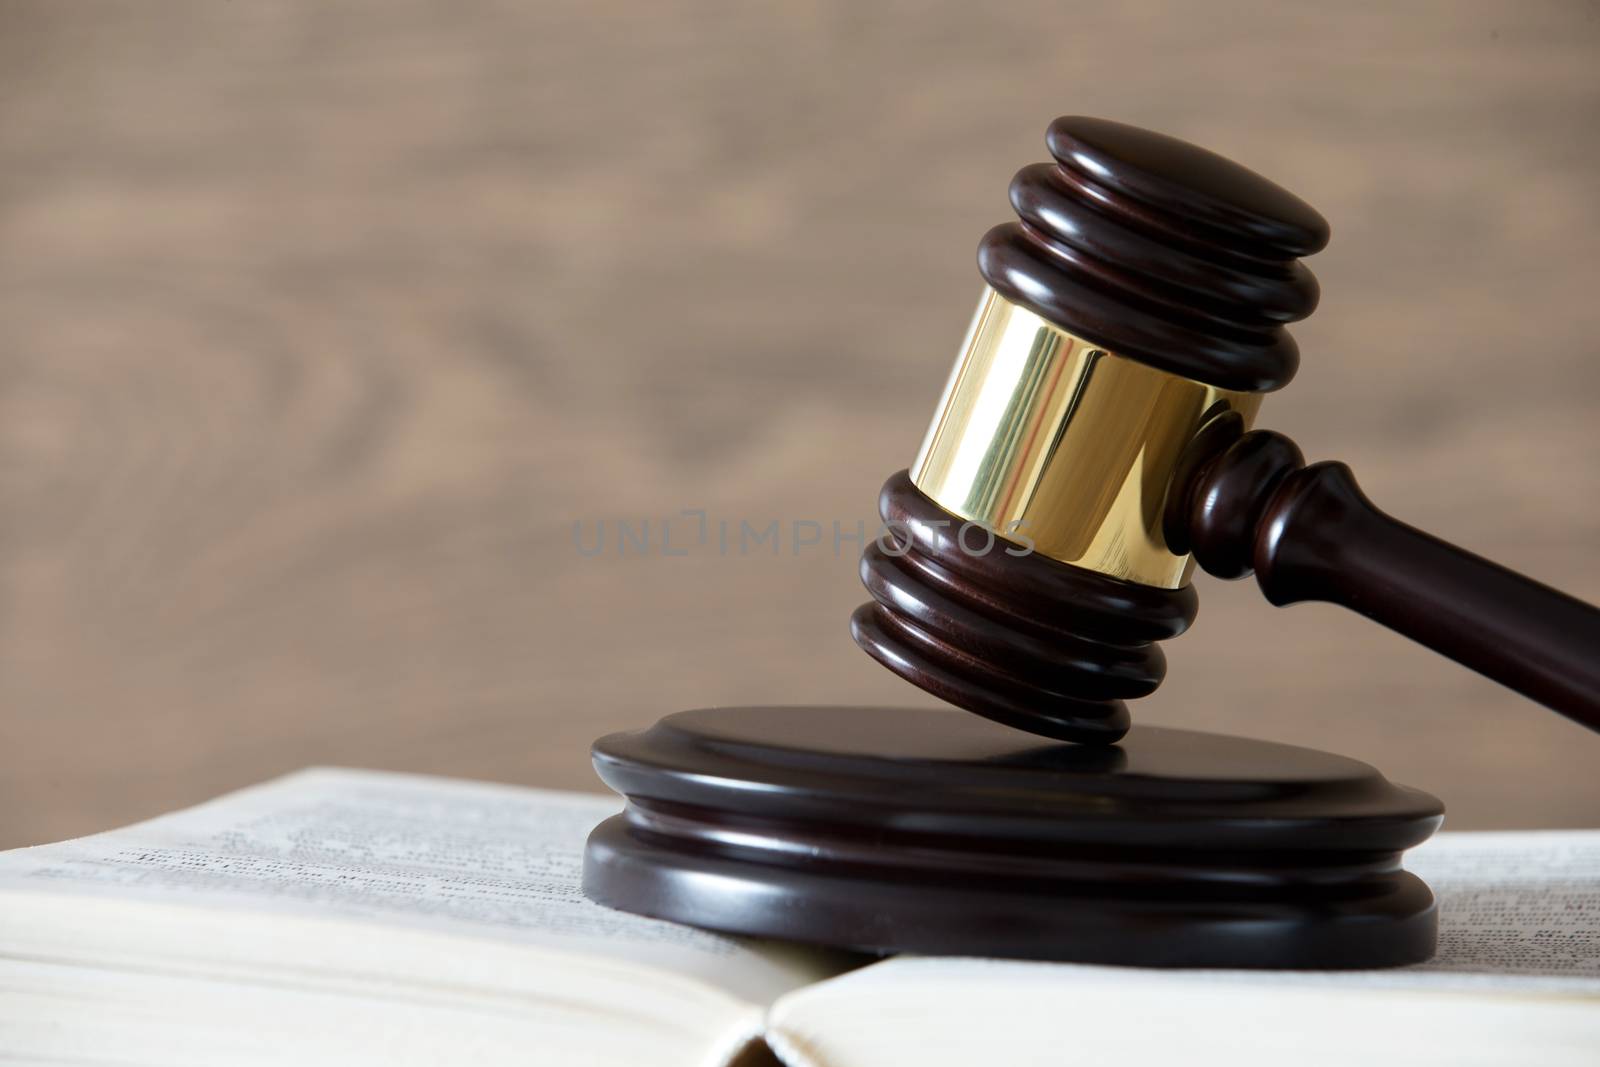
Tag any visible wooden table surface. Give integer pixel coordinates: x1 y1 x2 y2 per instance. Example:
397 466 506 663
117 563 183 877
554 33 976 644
1 0 1597 847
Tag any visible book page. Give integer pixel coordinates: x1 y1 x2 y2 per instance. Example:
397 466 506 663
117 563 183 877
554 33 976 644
0 767 838 1005
1403 829 1600 982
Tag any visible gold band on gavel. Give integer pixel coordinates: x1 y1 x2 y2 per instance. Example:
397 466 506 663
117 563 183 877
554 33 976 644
910 288 1262 589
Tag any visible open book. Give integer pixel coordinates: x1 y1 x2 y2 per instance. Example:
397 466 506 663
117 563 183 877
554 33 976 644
1 769 1596 1066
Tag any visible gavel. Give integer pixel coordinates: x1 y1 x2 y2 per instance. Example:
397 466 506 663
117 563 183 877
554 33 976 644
851 115 1600 745
583 115 1594 968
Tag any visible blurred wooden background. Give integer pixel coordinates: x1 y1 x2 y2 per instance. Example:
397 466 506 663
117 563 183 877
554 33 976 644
1 0 1597 847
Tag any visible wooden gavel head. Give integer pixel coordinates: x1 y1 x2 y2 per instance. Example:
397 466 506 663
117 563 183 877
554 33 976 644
850 115 1331 744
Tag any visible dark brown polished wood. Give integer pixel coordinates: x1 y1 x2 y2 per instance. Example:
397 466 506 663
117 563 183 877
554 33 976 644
1174 411 1600 733
979 116 1327 393
847 117 1323 744
853 115 1600 741
851 470 1196 745
584 706 1444 968
860 433 1600 742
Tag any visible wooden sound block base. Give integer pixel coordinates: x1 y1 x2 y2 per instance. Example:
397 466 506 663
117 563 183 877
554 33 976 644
583 706 1445 969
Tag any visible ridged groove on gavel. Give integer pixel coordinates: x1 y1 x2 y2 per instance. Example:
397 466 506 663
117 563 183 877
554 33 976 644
850 471 1198 745
977 115 1328 393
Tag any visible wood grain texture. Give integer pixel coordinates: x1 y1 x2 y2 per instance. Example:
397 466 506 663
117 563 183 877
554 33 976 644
0 0 1597 846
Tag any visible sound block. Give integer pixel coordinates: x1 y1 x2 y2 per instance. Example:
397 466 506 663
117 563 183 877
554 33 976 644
582 706 1444 969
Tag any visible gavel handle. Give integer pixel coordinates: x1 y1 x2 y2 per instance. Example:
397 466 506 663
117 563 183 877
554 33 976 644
1180 425 1600 733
